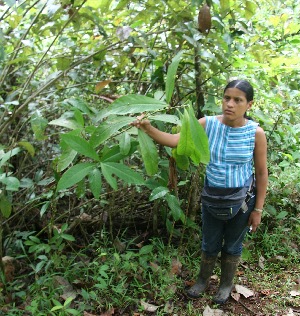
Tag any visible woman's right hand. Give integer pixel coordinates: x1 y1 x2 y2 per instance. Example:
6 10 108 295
131 114 151 133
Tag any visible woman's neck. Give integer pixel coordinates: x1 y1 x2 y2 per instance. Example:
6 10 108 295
219 115 247 128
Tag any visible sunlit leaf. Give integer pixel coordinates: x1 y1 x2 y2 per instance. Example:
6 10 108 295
18 141 35 157
97 95 168 120
165 51 183 103
95 80 111 93
49 118 83 130
177 109 194 156
0 148 21 168
138 129 158 176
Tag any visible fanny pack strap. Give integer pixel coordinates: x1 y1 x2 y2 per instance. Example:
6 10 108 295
240 174 255 212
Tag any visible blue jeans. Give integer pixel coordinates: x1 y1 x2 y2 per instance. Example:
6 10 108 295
201 195 256 256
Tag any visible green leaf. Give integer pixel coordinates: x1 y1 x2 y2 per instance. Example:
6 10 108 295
245 1 257 19
0 147 21 168
0 176 20 191
165 194 184 222
171 148 190 170
139 244 153 255
57 149 77 172
89 168 102 199
61 233 75 241
56 163 96 192
90 117 134 148
18 141 35 157
148 114 181 125
149 186 169 201
100 163 117 190
97 95 168 120
49 118 83 130
100 162 144 185
61 134 99 161
119 132 131 155
31 113 48 141
165 51 183 103
188 106 210 164
65 98 93 116
138 129 158 176
177 109 194 156
0 195 12 218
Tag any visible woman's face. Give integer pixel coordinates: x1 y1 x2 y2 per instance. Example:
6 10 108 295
222 87 253 122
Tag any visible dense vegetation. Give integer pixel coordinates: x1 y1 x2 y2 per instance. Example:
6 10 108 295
0 0 299 315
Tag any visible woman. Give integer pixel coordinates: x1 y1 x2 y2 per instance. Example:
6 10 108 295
131 79 268 304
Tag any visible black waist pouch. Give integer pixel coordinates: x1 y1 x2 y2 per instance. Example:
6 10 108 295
201 175 255 220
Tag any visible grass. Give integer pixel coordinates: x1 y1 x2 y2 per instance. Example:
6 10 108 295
0 212 299 316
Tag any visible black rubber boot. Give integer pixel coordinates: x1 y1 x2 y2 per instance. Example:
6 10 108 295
213 252 240 304
186 252 217 299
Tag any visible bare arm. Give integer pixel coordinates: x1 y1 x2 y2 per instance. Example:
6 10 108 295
131 117 180 147
131 116 206 148
248 126 268 232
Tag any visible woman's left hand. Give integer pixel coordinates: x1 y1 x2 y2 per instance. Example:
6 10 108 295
248 211 262 232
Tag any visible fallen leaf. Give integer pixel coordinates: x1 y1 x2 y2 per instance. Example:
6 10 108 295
231 292 240 301
95 80 111 93
164 300 174 313
100 308 115 316
140 301 160 312
290 284 300 297
258 256 265 269
282 308 295 316
170 258 182 275
53 276 77 300
203 305 224 316
235 284 254 298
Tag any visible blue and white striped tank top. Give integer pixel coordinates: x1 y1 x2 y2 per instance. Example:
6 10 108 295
205 116 258 188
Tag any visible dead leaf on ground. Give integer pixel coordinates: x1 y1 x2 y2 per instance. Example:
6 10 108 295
290 284 300 297
53 276 77 300
282 308 295 316
99 308 115 316
203 305 225 316
258 256 265 269
170 257 182 275
235 284 254 298
231 292 241 301
140 300 160 312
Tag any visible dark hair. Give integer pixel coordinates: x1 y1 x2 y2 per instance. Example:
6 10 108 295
224 79 254 102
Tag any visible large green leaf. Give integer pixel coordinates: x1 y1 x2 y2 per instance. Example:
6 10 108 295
188 106 210 164
138 129 158 176
96 95 168 121
149 186 169 201
171 148 190 170
119 132 131 155
61 134 100 161
57 149 77 172
88 167 102 199
177 109 194 157
56 163 96 192
90 117 134 148
148 114 181 125
49 118 83 130
165 51 183 104
101 162 144 185
165 194 184 222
